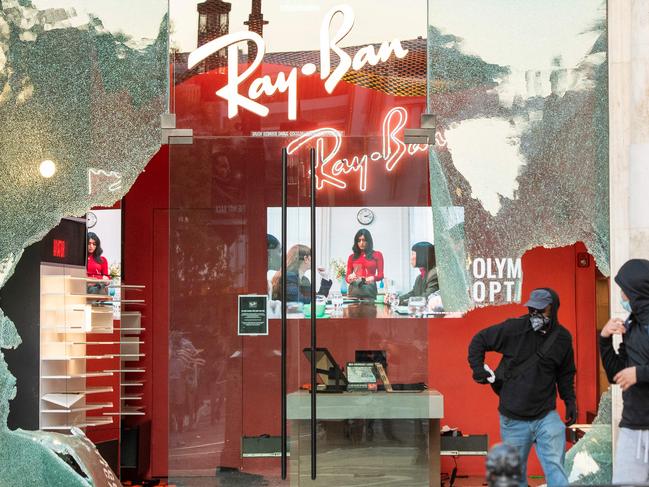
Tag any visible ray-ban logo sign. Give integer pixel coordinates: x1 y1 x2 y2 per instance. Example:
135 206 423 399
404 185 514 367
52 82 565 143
188 4 408 120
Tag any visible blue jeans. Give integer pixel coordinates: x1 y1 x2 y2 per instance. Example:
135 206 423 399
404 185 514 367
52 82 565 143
499 410 568 487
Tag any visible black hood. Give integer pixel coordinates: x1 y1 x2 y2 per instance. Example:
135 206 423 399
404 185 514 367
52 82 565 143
529 287 561 330
615 259 649 324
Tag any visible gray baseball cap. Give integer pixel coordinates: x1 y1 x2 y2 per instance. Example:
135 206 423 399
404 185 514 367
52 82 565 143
524 289 552 309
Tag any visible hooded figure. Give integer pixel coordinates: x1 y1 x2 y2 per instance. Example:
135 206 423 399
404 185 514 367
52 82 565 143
468 287 576 487
600 259 649 484
399 242 439 304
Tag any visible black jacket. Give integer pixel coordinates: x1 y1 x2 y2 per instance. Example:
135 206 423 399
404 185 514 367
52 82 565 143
468 288 576 420
285 271 332 304
400 268 439 304
600 259 649 430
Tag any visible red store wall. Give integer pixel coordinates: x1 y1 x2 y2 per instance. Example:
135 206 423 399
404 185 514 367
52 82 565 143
121 59 601 478
123 143 599 478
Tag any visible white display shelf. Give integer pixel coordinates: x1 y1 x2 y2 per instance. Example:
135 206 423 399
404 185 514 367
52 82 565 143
40 264 123 432
42 393 85 408
41 372 114 379
43 417 114 430
104 368 145 373
42 425 77 431
120 394 143 400
42 355 115 360
104 412 145 416
43 293 114 299
85 417 115 426
74 341 143 345
122 382 144 387
45 387 114 396
43 275 106 283
86 387 114 395
41 402 112 413
41 326 86 332
104 406 144 416
71 308 113 314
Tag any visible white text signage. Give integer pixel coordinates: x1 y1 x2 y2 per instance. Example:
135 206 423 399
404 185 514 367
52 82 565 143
188 5 408 120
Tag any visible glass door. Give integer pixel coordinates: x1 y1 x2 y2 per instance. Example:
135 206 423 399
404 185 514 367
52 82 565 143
167 1 434 484
168 136 301 485
283 134 435 486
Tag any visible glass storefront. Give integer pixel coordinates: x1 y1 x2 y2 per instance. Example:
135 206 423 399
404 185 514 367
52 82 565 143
0 0 618 486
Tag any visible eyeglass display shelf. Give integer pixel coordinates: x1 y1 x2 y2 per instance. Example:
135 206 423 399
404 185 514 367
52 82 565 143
41 402 113 413
42 372 114 379
104 368 145 373
42 393 86 408
42 387 113 400
43 418 114 430
42 293 114 299
74 340 144 345
44 307 112 314
42 388 114 407
104 406 144 416
122 381 144 387
120 394 143 401
41 355 115 360
42 323 113 330
42 275 107 284
71 308 113 314
41 326 87 332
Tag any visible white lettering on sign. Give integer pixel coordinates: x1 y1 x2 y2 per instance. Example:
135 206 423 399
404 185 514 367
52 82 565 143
187 4 409 120
286 107 428 192
471 257 522 303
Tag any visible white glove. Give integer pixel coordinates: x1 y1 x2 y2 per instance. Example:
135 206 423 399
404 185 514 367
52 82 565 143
483 364 496 384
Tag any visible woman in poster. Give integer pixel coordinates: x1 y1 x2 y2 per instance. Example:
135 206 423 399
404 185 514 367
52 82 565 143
346 229 384 299
87 232 109 279
400 241 439 304
271 244 332 303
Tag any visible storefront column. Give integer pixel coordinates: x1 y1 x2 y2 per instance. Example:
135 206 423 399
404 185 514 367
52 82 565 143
608 0 649 469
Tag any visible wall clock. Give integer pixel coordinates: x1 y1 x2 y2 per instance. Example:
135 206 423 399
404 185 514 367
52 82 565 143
356 208 374 225
86 212 97 229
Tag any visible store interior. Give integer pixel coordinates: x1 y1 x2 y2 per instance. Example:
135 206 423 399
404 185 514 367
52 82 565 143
0 138 610 485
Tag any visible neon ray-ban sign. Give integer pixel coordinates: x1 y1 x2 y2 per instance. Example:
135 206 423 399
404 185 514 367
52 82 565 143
188 4 408 120
287 107 433 192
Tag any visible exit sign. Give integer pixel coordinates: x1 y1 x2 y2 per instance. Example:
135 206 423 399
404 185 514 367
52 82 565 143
52 239 66 259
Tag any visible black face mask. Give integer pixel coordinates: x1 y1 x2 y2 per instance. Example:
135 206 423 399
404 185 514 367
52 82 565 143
529 309 550 332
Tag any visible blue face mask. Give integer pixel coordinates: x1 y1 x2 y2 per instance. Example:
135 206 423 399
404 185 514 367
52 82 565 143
621 299 632 313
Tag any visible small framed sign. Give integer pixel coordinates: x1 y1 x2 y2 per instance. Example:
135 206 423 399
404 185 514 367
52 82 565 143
238 294 268 336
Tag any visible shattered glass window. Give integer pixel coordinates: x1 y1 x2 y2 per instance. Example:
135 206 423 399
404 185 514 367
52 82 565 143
427 0 609 312
0 0 167 483
565 390 613 485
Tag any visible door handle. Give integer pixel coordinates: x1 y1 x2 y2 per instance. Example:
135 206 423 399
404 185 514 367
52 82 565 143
281 148 288 479
309 147 317 480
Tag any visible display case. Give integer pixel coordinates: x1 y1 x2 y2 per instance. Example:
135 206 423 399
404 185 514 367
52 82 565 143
39 263 115 431
112 307 146 418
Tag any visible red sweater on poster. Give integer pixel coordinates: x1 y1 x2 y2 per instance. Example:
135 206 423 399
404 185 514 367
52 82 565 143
346 251 384 283
87 255 109 279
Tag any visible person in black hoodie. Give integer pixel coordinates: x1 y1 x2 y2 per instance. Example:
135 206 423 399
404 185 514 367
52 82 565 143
468 288 576 487
600 258 649 484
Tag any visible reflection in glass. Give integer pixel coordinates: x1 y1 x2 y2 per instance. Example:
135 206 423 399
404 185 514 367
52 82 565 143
427 0 609 311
